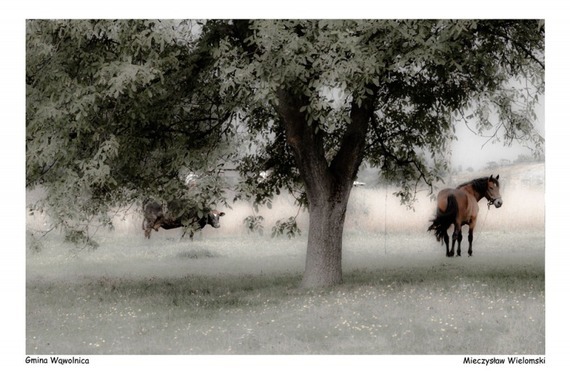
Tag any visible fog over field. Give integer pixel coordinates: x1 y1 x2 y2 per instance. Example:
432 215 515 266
26 162 545 243
26 162 544 355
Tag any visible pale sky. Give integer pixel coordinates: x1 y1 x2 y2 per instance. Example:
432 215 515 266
450 97 545 170
451 125 532 170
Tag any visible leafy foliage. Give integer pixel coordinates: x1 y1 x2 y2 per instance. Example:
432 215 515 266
243 215 265 235
272 217 302 239
26 20 235 242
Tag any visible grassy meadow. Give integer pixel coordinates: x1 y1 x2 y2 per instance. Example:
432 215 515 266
26 163 545 355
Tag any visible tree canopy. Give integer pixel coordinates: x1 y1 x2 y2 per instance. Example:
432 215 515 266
26 20 235 244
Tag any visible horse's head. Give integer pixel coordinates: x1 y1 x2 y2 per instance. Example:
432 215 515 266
486 175 503 208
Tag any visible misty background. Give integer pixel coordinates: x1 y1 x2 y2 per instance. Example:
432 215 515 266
450 95 544 171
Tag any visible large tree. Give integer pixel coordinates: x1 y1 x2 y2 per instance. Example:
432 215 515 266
213 20 544 287
27 20 544 287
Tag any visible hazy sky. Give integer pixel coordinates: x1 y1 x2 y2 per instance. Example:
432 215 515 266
450 98 545 170
451 125 531 170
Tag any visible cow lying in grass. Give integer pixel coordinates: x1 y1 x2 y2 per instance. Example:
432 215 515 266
142 199 225 239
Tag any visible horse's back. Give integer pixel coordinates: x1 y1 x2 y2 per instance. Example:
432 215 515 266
436 188 457 212
437 188 477 224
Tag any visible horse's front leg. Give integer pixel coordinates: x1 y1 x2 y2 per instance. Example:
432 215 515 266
467 218 477 256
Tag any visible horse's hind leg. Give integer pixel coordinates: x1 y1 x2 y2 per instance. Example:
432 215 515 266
450 223 460 257
447 229 457 257
456 229 463 256
443 231 451 257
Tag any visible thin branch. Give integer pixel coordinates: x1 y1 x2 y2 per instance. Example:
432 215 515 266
26 157 61 187
490 27 545 70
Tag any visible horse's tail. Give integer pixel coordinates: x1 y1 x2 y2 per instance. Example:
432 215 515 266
428 194 458 243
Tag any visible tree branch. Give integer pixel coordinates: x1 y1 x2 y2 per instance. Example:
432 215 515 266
275 87 331 200
330 87 377 185
479 22 544 70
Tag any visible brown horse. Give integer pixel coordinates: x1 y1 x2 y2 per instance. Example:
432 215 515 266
428 175 503 257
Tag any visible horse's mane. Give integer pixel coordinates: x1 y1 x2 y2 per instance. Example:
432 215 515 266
457 176 499 194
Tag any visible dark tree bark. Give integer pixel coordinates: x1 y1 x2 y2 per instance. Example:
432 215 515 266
275 87 375 287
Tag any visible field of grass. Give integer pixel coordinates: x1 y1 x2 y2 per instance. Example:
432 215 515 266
26 163 545 355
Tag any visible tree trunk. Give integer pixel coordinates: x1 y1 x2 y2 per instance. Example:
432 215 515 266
275 87 375 288
301 189 351 288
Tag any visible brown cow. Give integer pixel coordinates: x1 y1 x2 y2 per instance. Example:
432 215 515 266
142 199 225 239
